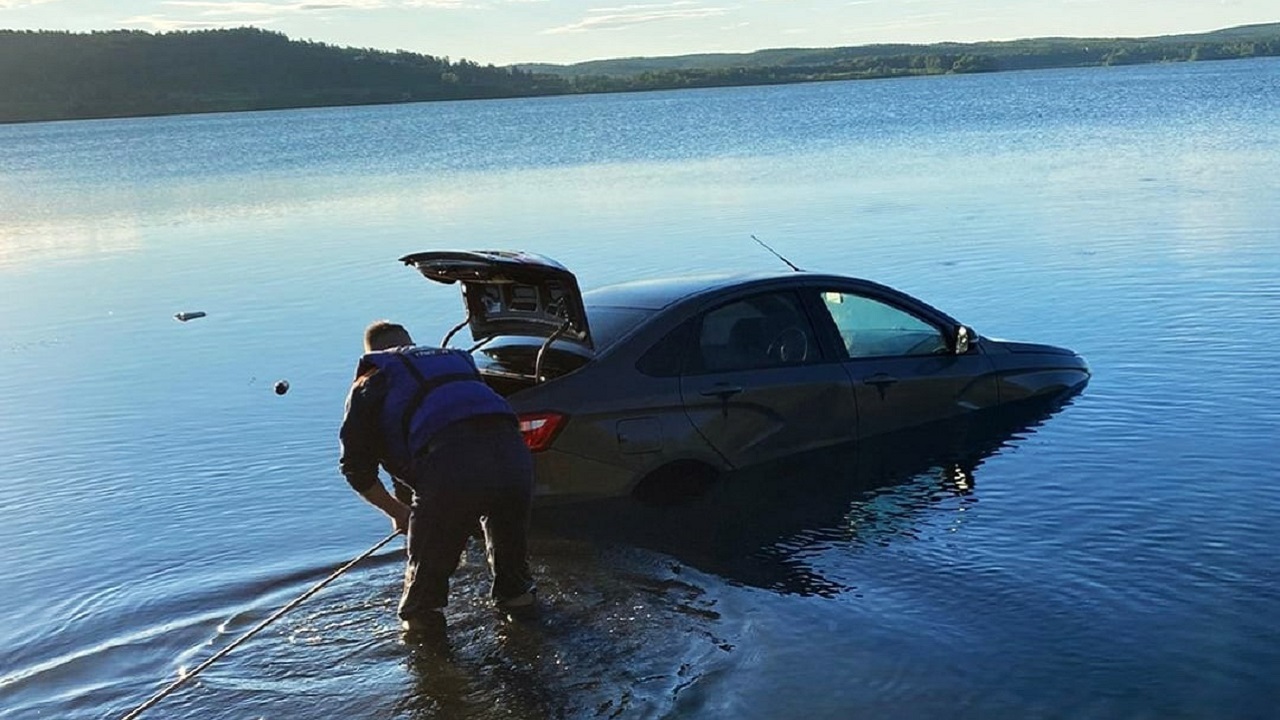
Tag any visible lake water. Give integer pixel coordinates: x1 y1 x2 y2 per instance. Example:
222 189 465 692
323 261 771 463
2 57 1279 719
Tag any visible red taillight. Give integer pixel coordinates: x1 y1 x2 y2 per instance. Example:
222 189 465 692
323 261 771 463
518 412 566 452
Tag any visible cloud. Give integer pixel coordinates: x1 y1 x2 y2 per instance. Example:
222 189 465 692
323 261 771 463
544 1 728 34
402 0 475 7
118 0 523 33
161 0 389 16
118 14 281 30
121 0 412 31
0 0 60 8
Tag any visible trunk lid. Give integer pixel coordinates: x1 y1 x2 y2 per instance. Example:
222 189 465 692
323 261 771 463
400 250 593 353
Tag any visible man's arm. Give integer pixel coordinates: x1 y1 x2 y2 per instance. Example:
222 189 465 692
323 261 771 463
357 481 410 534
339 371 411 533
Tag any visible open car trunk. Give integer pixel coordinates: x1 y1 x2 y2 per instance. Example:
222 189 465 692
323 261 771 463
469 337 593 397
400 250 595 394
482 374 537 398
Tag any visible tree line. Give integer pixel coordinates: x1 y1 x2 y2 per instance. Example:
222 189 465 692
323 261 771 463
2 24 1278 123
0 28 565 123
533 24 1280 91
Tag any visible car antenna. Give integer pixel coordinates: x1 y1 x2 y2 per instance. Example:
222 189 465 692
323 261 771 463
751 235 802 272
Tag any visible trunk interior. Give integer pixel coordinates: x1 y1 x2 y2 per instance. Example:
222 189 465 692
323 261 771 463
481 372 538 398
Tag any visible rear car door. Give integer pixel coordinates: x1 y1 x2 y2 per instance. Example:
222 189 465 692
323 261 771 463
806 287 998 439
679 290 858 469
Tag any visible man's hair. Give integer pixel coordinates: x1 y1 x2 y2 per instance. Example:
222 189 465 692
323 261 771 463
364 320 413 352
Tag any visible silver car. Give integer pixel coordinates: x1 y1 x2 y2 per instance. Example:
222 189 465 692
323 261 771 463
401 250 1090 503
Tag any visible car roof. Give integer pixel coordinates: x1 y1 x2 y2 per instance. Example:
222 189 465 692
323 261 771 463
583 270 814 310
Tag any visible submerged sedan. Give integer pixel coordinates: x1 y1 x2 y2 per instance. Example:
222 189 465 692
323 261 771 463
401 250 1089 502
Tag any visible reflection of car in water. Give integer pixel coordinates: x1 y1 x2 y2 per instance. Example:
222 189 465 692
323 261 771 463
401 250 1090 503
533 389 1084 596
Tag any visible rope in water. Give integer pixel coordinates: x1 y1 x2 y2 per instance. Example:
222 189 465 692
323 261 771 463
119 532 400 720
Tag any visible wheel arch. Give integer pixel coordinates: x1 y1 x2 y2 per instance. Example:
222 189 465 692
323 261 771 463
630 458 723 505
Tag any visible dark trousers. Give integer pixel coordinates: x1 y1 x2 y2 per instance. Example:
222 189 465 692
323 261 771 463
398 418 534 619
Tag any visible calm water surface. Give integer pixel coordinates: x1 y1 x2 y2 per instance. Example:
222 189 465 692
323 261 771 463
2 58 1279 719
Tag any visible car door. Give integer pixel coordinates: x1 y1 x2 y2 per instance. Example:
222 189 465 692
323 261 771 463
679 290 858 469
806 287 999 439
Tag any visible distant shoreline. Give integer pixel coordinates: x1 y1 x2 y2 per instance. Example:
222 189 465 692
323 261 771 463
2 24 1278 125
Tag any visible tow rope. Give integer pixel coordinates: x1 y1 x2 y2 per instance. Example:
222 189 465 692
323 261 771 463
119 532 400 720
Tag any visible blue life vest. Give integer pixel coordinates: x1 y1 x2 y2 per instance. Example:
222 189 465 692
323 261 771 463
359 346 515 476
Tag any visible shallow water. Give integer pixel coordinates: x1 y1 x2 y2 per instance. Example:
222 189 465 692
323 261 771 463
2 57 1279 719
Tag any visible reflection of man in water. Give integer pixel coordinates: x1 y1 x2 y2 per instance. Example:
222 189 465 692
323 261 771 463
338 320 536 633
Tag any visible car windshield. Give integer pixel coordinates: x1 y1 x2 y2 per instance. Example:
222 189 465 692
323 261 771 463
585 305 654 350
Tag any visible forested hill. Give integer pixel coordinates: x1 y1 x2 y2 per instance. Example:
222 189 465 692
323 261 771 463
2 23 1279 124
520 22 1280 79
0 28 567 123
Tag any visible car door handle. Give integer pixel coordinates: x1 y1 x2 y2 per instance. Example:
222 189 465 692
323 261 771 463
699 384 743 400
862 373 898 388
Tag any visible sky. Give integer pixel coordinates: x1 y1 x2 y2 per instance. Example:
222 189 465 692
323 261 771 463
1 0 1277 66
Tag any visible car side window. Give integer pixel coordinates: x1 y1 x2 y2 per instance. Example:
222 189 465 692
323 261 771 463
692 292 819 372
636 319 694 377
820 291 947 358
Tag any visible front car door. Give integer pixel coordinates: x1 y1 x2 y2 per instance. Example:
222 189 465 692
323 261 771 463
804 285 999 440
679 290 858 469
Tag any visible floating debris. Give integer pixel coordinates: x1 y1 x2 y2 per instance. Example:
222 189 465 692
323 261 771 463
274 380 290 396
174 311 207 322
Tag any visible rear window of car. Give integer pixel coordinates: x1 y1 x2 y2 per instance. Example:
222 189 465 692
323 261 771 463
586 306 654 350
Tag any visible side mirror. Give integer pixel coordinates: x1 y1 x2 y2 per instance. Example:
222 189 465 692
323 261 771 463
954 325 973 355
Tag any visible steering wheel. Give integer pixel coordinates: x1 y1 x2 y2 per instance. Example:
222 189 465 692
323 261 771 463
903 334 946 356
767 326 809 363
